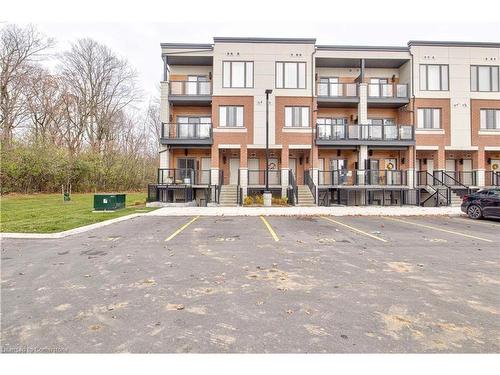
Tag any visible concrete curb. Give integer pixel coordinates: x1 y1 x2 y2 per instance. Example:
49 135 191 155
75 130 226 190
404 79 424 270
1 207 465 239
145 206 464 217
0 213 145 239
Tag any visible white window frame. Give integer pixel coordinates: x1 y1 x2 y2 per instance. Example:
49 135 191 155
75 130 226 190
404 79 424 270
284 106 310 127
218 106 244 127
419 64 449 91
480 109 500 130
417 108 441 129
471 65 500 92
276 62 306 89
222 61 254 88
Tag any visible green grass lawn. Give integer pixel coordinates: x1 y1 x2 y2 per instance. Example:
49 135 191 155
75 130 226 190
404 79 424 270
0 192 156 233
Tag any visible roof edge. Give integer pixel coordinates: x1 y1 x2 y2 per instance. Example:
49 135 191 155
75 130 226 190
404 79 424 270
408 40 500 48
213 37 316 44
317 45 409 52
160 43 213 49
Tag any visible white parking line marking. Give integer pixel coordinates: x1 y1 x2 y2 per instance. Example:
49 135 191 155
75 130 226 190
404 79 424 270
383 217 494 243
320 216 388 243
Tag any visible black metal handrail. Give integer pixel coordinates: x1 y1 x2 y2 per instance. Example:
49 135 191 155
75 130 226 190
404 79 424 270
288 169 298 205
169 80 212 96
247 169 281 186
316 123 414 141
157 168 211 185
421 187 450 207
304 169 317 204
441 171 477 187
161 123 212 139
367 83 408 98
434 170 470 193
317 82 358 98
486 171 500 186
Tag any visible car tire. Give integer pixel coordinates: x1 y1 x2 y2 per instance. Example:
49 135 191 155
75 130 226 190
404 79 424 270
467 204 482 220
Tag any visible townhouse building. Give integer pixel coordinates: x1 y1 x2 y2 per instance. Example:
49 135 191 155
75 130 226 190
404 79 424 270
149 38 500 206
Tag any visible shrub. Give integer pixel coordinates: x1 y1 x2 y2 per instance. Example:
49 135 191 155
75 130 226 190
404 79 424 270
243 196 254 206
254 194 264 205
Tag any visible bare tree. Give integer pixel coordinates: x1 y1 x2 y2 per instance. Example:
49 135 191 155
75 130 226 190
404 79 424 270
145 97 161 154
58 38 140 153
0 24 54 144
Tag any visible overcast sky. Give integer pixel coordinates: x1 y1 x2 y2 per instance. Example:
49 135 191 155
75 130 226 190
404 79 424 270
4 0 500 103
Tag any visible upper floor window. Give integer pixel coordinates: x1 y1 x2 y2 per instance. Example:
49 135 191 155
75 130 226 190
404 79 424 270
420 64 449 91
285 106 309 127
367 118 395 125
276 62 306 89
219 106 244 127
480 109 500 129
471 65 499 92
417 108 441 129
223 61 253 88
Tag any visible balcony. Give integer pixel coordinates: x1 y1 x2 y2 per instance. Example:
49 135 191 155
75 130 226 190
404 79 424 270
318 170 408 187
316 82 359 107
168 80 212 105
316 123 415 146
158 168 211 186
160 123 213 147
367 83 409 107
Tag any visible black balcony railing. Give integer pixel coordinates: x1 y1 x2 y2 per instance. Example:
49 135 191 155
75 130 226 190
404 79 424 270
441 171 477 186
316 123 414 142
169 80 212 96
317 82 358 98
318 170 407 186
157 168 211 185
367 83 409 98
486 171 500 186
161 123 212 140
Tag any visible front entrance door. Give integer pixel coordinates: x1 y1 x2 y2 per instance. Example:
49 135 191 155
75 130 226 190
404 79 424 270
491 160 500 185
268 158 279 185
368 159 380 185
426 159 434 184
462 159 473 185
318 158 325 185
289 158 297 184
331 159 347 185
248 158 259 185
384 158 397 185
445 159 456 185
229 158 240 185
200 157 211 184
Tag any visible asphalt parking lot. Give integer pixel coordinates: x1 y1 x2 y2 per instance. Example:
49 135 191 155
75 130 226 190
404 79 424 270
1 215 499 353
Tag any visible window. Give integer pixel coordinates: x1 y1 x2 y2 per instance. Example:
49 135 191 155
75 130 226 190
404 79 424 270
276 62 306 89
367 118 394 125
177 116 211 138
223 61 253 88
219 106 244 127
420 64 449 91
471 66 499 92
417 108 441 129
480 109 500 129
285 107 310 127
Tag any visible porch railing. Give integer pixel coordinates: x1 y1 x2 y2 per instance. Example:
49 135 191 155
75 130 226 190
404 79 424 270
317 82 358 98
157 168 211 185
318 170 407 186
367 83 409 98
486 170 500 186
169 80 212 96
247 169 282 186
161 123 212 139
316 123 414 142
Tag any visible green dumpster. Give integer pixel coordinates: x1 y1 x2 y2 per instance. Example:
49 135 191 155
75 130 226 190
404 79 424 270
93 194 126 211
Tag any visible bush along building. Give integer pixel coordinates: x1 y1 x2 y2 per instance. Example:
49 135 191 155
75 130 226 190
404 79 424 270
147 38 500 207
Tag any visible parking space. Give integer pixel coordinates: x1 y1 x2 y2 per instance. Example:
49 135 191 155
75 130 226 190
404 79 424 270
1 215 499 353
